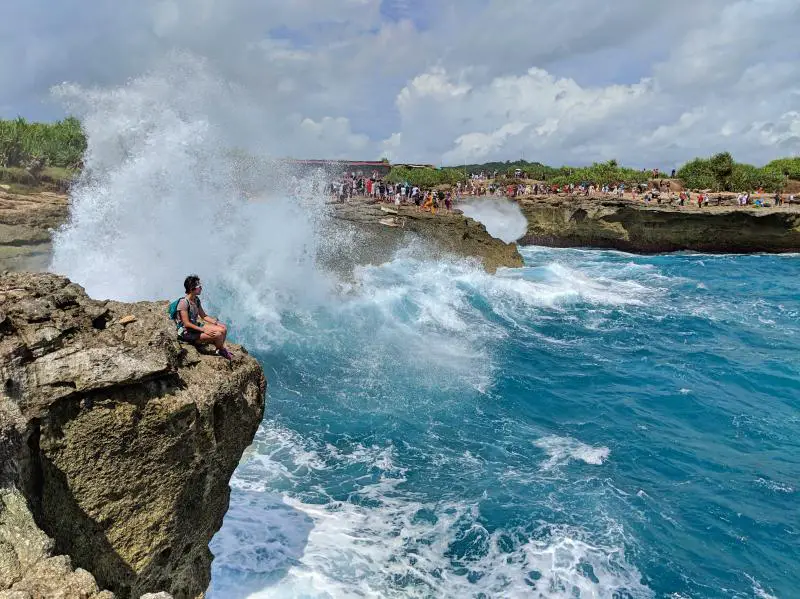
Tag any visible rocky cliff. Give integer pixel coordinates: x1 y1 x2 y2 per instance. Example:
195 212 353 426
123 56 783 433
0 272 267 599
518 197 800 253
332 201 524 273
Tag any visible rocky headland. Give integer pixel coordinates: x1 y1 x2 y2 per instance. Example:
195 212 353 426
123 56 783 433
518 196 800 253
0 272 267 598
331 200 524 272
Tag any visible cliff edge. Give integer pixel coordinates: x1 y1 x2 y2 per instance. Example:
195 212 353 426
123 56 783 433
518 197 800 253
332 201 524 273
0 272 267 599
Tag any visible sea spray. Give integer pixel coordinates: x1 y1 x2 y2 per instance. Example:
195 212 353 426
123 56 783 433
50 57 339 334
459 197 528 243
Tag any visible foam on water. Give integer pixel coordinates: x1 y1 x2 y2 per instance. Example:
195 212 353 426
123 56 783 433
533 435 611 469
213 423 649 599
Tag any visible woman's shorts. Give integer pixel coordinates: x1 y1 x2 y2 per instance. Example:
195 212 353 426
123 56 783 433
179 329 202 343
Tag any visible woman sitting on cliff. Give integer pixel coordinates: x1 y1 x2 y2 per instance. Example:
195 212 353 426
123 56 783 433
174 275 232 360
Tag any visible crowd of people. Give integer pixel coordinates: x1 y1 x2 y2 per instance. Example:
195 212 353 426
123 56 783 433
327 171 795 212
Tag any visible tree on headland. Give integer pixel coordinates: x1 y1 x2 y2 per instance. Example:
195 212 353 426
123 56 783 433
678 152 788 192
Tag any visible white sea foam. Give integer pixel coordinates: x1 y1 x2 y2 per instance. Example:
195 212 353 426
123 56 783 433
745 573 779 599
212 477 652 599
534 435 611 470
754 477 794 494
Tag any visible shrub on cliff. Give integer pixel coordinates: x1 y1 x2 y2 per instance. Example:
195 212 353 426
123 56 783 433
678 157 720 190
766 157 800 181
679 153 787 191
385 166 464 188
0 117 85 169
546 161 650 187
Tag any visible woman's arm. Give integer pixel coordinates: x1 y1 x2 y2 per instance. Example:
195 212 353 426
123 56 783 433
197 302 222 326
179 307 205 332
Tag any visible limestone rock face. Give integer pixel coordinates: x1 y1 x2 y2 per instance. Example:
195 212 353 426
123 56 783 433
518 197 800 253
0 272 267 599
0 189 69 272
332 201 523 273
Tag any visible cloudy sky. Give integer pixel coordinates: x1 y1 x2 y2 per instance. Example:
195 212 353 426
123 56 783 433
2 0 798 167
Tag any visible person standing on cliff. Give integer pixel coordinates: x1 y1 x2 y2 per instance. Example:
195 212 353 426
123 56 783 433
175 275 232 360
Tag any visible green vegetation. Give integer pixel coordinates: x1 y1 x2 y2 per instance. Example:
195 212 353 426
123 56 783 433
677 152 788 192
546 160 650 187
765 157 800 181
388 159 651 188
385 166 465 188
0 117 85 170
439 154 798 192
442 160 559 180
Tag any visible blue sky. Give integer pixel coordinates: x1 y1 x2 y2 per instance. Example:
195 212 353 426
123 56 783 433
1 0 798 167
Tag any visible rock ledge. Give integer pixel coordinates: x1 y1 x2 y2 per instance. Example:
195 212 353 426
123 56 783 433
0 272 266 599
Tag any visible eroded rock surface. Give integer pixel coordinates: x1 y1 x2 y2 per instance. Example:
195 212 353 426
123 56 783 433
518 196 800 253
332 201 523 273
0 189 69 272
0 272 266 599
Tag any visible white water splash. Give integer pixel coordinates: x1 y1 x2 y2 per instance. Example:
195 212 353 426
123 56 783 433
459 198 528 243
47 56 668 599
51 56 338 325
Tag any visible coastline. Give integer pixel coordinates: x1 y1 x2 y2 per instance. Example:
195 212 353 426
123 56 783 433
0 188 800 273
2 188 799 277
517 195 800 254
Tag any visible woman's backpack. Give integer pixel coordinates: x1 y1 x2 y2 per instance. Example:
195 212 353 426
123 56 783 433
167 298 184 321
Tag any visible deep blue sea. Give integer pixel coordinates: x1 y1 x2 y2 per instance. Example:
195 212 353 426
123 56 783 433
208 247 799 599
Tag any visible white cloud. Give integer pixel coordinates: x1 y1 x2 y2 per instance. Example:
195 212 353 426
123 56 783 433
1 0 798 166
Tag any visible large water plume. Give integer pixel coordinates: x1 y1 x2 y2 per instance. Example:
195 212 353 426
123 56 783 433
51 56 339 336
459 198 528 243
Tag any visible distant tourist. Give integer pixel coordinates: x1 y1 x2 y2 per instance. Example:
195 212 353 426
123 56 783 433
170 275 232 360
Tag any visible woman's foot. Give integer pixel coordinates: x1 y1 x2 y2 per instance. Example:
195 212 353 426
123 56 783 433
217 347 233 360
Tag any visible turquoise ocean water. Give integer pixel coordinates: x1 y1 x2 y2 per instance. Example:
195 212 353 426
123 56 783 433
208 247 799 599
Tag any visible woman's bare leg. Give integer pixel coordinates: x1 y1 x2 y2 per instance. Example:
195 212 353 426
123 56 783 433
198 329 224 350
204 323 227 346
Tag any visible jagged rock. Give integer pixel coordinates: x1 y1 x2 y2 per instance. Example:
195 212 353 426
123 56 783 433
0 487 110 598
332 201 523 273
0 272 267 599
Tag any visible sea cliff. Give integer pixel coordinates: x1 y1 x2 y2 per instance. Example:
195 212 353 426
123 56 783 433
518 196 800 253
332 201 524 272
0 272 267 598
